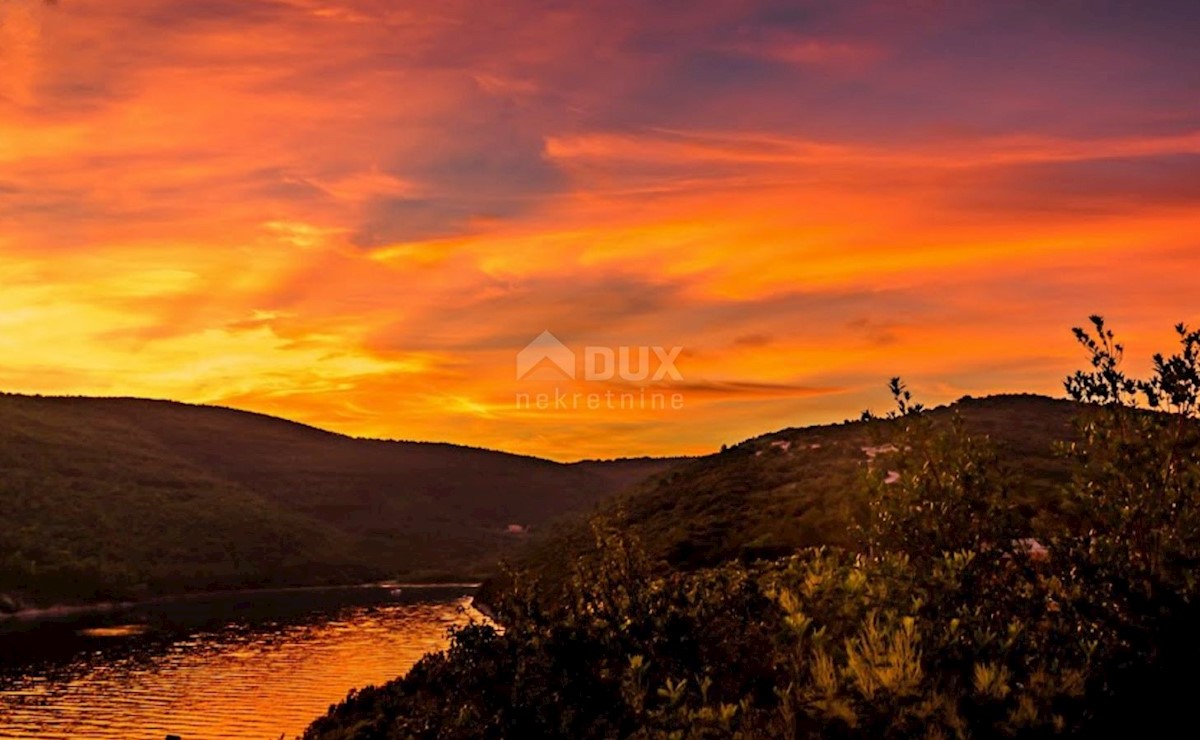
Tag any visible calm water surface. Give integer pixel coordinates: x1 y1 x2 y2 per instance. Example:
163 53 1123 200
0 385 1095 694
0 585 480 740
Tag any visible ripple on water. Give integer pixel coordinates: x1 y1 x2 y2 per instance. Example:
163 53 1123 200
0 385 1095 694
76 624 151 639
0 595 482 740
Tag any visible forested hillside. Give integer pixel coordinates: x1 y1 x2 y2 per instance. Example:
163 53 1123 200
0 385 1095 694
479 393 1079 605
0 394 673 608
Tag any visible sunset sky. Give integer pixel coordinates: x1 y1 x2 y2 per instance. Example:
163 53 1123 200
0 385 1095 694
2 0 1198 459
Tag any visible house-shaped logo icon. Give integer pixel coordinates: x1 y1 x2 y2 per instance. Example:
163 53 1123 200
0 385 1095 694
516 330 576 380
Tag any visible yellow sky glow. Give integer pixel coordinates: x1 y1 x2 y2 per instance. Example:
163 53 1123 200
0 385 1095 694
2 0 1198 459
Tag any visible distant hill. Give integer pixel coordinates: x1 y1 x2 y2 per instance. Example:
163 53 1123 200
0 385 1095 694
482 394 1082 604
0 393 677 609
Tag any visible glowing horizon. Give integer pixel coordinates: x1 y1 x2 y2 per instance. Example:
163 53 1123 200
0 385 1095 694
2 0 1198 460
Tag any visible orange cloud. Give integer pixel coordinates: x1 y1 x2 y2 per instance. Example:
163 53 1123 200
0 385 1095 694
1 0 1198 458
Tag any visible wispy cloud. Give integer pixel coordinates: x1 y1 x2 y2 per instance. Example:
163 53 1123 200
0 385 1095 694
1 0 1198 458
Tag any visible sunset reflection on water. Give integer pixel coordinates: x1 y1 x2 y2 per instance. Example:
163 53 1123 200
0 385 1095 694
0 591 480 740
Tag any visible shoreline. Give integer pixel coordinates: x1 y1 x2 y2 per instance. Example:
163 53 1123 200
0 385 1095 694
469 596 499 624
0 580 481 623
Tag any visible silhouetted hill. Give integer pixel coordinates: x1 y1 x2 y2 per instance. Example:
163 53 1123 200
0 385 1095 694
482 394 1081 604
0 393 677 609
